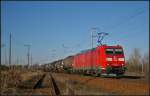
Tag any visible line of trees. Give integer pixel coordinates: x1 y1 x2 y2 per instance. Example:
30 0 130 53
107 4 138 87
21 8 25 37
126 48 149 77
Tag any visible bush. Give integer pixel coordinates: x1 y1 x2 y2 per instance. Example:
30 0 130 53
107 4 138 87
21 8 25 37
0 65 9 70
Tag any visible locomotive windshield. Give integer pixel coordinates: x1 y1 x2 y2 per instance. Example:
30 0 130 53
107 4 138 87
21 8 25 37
106 48 123 54
105 49 114 54
115 49 123 54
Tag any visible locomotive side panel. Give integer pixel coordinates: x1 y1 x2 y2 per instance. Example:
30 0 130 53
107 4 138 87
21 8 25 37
99 46 107 70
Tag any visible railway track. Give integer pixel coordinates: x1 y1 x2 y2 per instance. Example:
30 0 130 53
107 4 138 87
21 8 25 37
49 73 75 95
49 73 61 95
22 72 74 95
29 73 60 95
33 74 46 89
4 70 147 95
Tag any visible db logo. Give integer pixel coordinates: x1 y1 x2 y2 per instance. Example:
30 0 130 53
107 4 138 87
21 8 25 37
114 56 117 61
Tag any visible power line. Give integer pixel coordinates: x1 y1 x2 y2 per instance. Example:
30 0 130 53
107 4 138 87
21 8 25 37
87 9 147 50
76 9 146 49
107 9 146 32
12 36 25 47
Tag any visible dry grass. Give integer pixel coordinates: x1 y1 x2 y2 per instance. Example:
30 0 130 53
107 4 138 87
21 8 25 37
0 68 43 95
1 69 22 94
20 70 43 82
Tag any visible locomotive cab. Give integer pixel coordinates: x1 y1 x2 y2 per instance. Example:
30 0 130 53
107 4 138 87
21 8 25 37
104 45 126 75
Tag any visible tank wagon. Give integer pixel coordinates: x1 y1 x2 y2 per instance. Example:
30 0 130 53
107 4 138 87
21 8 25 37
48 56 73 73
62 56 74 73
49 59 63 72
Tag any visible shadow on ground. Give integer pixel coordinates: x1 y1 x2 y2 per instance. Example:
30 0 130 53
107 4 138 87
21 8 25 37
101 75 142 79
123 75 142 79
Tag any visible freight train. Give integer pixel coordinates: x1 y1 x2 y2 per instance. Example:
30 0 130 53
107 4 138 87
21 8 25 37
50 44 127 77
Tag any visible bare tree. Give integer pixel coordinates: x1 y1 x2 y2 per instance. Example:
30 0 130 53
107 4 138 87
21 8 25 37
127 48 142 73
142 52 149 77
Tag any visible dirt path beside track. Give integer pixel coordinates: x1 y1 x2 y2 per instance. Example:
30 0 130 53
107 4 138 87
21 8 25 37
52 73 149 95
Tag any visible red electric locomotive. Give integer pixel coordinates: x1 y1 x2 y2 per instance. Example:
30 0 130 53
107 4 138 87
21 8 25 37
72 45 127 76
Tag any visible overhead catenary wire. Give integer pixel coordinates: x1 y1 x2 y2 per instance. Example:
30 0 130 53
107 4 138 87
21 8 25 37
11 35 33 65
48 8 146 61
11 36 26 47
77 8 147 50
106 8 147 32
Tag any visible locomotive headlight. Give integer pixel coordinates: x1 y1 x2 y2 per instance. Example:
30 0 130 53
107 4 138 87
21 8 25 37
118 58 124 61
106 58 112 61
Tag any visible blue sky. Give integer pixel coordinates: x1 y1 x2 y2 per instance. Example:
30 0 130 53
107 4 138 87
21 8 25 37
1 1 149 65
